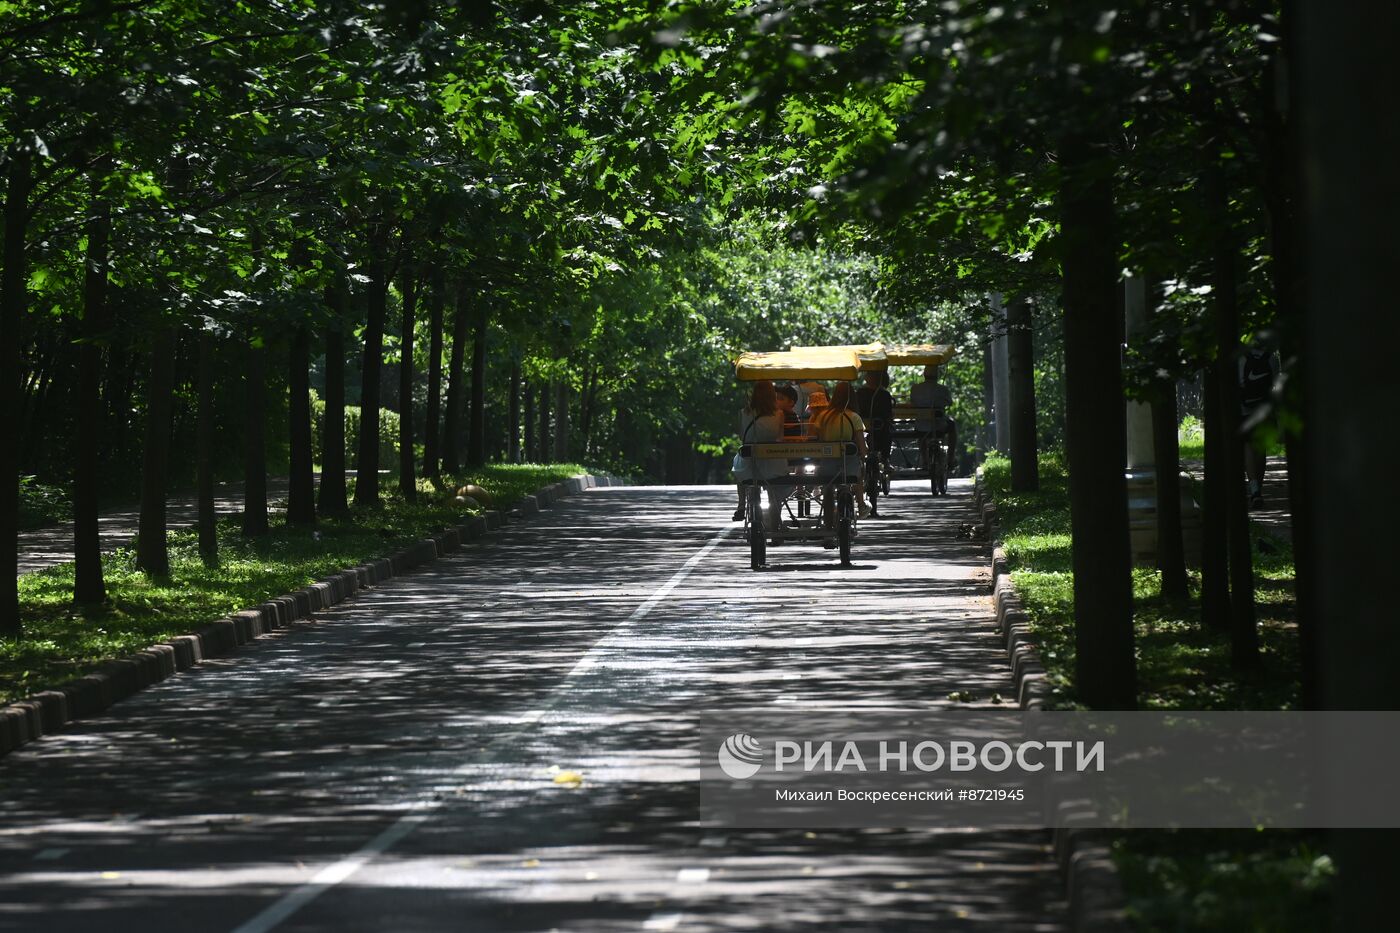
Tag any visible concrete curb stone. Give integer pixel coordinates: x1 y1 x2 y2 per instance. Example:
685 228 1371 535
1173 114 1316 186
973 472 1129 933
0 471 618 758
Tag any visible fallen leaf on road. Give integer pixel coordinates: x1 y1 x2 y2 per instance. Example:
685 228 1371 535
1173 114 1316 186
553 770 584 786
521 858 541 868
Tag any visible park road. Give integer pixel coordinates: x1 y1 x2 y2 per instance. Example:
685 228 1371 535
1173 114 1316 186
0 479 1066 932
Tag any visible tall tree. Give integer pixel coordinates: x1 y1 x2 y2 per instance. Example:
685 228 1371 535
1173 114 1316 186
441 283 470 474
553 380 569 462
134 325 178 573
74 160 112 605
523 381 535 462
537 378 551 463
195 329 218 563
467 307 488 466
1150 378 1189 599
1059 127 1137 709
318 282 349 516
1297 3 1400 926
421 267 445 481
1007 296 1038 491
286 322 315 525
508 354 521 462
0 145 33 631
1205 154 1258 668
353 248 389 508
241 332 269 536
397 267 418 500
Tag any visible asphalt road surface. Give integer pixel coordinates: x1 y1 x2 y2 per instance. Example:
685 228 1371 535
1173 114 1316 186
0 479 1067 932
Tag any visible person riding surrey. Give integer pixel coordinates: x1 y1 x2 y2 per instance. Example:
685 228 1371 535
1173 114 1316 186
813 381 871 517
798 380 829 423
910 364 957 474
776 384 804 437
1238 341 1281 508
731 380 787 522
853 369 893 516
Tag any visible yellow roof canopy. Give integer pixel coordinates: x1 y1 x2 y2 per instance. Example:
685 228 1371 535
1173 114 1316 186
791 343 889 370
735 348 861 382
883 343 957 367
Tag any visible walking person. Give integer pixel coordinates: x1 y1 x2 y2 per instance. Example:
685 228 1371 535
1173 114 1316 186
1239 342 1281 508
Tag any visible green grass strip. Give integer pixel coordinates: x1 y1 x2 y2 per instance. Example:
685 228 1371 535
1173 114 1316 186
4 463 591 706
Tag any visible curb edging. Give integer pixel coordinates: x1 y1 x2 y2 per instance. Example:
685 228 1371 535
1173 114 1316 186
0 472 618 759
972 471 1129 933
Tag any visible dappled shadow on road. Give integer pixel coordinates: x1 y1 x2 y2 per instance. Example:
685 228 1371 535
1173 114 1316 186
0 481 1063 931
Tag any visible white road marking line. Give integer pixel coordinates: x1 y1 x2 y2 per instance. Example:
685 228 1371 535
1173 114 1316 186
676 867 710 883
229 525 733 933
643 913 685 931
34 848 69 861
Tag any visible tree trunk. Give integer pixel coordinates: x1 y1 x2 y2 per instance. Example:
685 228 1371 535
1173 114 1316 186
508 355 521 462
538 379 551 463
580 364 599 457
523 381 535 461
241 334 269 536
196 329 218 563
74 160 112 605
354 251 388 508
1206 159 1259 668
441 283 470 475
421 267 444 481
1263 4 1318 708
467 308 487 466
134 325 178 574
1151 380 1189 598
0 147 32 631
319 282 348 516
553 380 569 462
1200 366 1231 629
1296 3 1400 926
397 268 418 500
980 339 995 454
1058 130 1136 709
1007 296 1038 491
287 322 315 524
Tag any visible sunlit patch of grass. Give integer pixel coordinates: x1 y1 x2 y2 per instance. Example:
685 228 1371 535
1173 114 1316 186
982 452 1299 711
982 452 1322 929
3 463 594 705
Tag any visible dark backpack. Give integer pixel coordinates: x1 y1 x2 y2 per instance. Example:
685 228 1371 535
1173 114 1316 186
1240 353 1273 407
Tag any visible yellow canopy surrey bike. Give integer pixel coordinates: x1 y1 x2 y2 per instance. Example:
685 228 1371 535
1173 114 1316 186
733 348 864 569
791 342 958 498
883 343 958 496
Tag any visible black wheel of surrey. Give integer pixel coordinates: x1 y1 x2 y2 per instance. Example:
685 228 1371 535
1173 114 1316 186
881 463 891 496
748 487 765 570
837 489 853 566
866 457 880 510
936 445 950 496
